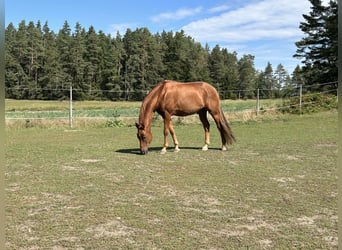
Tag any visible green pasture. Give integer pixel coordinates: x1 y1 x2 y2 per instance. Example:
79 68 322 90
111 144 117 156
5 111 337 249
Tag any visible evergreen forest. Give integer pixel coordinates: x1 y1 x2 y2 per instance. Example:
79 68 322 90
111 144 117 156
5 0 337 101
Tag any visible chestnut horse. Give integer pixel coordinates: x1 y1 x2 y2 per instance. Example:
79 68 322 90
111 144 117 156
136 80 236 154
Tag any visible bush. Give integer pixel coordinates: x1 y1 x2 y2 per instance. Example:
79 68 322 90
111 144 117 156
279 93 337 114
102 108 125 127
103 119 124 127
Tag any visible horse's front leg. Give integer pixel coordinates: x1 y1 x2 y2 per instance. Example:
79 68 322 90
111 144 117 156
161 114 172 153
161 115 179 153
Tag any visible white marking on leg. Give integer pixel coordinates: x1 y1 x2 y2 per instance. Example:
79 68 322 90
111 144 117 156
202 144 209 151
221 145 227 151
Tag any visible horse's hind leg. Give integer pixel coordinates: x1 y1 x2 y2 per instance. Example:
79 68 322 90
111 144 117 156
198 109 210 151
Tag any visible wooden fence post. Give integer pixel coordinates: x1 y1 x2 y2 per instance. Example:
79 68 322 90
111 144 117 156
256 88 260 115
299 84 302 115
69 85 73 128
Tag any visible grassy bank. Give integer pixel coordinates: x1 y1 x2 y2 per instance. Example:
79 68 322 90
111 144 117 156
5 99 283 128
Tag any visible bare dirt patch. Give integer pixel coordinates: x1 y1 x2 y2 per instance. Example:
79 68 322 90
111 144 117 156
62 165 84 171
80 159 103 163
85 219 138 238
270 177 295 183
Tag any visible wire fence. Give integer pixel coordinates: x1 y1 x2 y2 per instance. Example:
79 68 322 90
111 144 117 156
5 82 338 128
5 81 338 100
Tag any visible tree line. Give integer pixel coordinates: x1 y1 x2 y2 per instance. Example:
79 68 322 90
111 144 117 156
5 0 337 101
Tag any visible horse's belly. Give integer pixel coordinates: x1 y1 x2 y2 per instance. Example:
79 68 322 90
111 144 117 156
173 110 197 116
163 89 207 116
173 99 204 116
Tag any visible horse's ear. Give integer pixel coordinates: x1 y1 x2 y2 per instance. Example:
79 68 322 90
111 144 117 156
135 123 144 130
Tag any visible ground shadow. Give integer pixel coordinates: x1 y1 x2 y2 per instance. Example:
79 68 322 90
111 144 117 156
115 146 222 155
115 147 161 155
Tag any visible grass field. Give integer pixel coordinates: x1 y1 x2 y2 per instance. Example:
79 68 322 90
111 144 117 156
6 99 282 111
5 99 283 129
5 110 337 249
5 99 282 119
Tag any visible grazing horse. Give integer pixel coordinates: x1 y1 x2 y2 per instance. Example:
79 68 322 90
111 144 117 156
136 80 236 154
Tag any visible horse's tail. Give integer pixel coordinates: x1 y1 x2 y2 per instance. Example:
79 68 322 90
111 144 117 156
219 108 236 145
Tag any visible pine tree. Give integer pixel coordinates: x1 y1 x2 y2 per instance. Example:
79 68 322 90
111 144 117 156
13 21 32 98
237 55 256 99
160 30 193 81
70 22 87 100
122 28 145 100
208 45 226 95
294 0 337 90
274 64 290 97
291 65 306 90
56 21 73 97
222 49 239 99
282 65 304 97
40 22 61 99
189 42 210 82
263 62 276 98
26 21 44 98
143 31 164 88
137 28 164 91
122 28 164 100
97 31 117 99
109 32 125 100
5 23 22 98
84 26 102 99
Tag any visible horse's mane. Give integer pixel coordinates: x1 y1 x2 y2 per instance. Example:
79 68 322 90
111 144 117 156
138 80 169 124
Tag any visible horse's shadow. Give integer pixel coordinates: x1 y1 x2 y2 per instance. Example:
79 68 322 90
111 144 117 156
114 147 156 155
115 146 221 155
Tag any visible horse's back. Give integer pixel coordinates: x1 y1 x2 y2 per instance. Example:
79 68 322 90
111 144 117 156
157 80 220 115
162 80 218 96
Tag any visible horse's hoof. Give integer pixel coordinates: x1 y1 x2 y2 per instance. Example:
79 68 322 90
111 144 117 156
221 145 227 151
202 145 209 151
174 148 180 152
160 148 167 154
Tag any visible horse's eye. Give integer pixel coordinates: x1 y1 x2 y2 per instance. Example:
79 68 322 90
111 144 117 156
137 134 146 141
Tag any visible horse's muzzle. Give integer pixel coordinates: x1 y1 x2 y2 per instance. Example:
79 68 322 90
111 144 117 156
140 148 148 155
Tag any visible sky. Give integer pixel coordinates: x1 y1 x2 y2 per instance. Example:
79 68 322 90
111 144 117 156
5 0 318 74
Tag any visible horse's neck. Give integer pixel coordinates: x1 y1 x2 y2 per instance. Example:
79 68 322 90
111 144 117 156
139 82 165 128
139 95 158 129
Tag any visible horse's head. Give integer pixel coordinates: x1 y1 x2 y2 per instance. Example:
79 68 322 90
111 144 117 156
135 123 152 154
